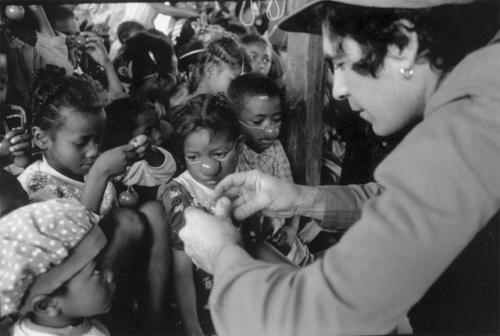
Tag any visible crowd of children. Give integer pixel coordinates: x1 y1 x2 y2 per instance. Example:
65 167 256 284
0 3 351 336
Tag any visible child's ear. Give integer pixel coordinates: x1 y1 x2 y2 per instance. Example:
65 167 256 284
32 126 49 150
31 295 60 317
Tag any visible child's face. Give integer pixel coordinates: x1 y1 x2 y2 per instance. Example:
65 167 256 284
207 62 241 94
133 111 162 146
238 95 282 153
184 128 238 189
243 42 272 75
55 259 115 318
44 108 106 180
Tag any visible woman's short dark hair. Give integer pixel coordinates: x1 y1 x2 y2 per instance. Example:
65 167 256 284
316 2 499 76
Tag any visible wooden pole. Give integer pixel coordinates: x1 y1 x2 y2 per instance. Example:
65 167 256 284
283 0 324 186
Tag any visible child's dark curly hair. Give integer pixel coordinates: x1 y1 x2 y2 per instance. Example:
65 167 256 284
200 36 251 76
172 93 240 147
103 97 157 151
227 72 284 117
31 65 104 136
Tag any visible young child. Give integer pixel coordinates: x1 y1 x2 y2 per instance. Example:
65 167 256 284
240 33 272 76
17 66 171 334
104 97 177 191
227 72 313 266
0 198 115 336
158 94 242 336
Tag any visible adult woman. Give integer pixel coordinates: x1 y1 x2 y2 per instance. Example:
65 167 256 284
180 1 500 335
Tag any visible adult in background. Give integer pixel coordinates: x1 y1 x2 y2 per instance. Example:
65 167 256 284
178 0 500 335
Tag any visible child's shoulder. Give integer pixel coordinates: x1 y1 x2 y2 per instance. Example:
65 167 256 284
158 179 188 199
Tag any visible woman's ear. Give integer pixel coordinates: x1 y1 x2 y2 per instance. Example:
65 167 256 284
31 295 59 318
386 19 420 69
32 126 50 150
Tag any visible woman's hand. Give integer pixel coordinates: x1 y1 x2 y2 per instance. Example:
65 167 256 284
180 197 241 274
214 170 303 220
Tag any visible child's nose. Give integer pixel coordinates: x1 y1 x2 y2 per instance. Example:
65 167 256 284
263 126 280 139
200 157 221 177
86 142 100 159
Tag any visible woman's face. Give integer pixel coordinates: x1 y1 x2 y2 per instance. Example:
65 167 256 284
322 26 424 136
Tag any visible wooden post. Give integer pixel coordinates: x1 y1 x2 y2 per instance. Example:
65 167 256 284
283 0 324 186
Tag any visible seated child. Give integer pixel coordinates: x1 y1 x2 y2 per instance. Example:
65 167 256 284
158 94 242 336
104 97 177 193
0 198 115 336
227 72 313 266
17 66 170 334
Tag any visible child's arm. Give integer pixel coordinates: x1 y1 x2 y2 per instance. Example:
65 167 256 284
82 144 138 212
28 5 55 36
83 32 126 102
160 183 205 336
173 251 205 336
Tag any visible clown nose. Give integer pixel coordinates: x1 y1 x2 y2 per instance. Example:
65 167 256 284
264 127 279 138
200 158 221 176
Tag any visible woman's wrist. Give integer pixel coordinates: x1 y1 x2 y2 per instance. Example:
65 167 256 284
294 185 326 220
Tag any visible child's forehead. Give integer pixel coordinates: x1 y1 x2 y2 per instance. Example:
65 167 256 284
243 94 281 107
244 41 271 53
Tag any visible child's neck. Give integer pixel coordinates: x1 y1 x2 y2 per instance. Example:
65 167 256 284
44 156 85 182
30 313 85 329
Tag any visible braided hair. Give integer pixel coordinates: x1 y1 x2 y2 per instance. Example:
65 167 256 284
31 65 104 136
200 36 251 76
173 93 240 147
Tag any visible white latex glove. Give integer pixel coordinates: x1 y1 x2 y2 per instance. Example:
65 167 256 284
180 197 242 274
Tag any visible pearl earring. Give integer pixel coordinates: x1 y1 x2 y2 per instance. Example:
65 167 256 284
400 67 414 80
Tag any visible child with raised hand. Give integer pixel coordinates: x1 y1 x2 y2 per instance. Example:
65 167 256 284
158 94 243 336
227 72 313 266
17 65 171 334
103 96 177 191
0 198 115 336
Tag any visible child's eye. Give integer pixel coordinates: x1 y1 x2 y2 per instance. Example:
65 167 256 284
333 62 345 71
252 119 264 126
185 155 200 162
212 152 227 159
73 142 87 148
262 57 270 65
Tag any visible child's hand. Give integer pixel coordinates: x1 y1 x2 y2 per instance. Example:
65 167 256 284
92 144 138 178
82 32 111 66
5 130 30 158
129 134 151 159
0 130 31 168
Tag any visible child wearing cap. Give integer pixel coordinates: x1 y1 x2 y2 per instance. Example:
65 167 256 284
0 198 115 336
